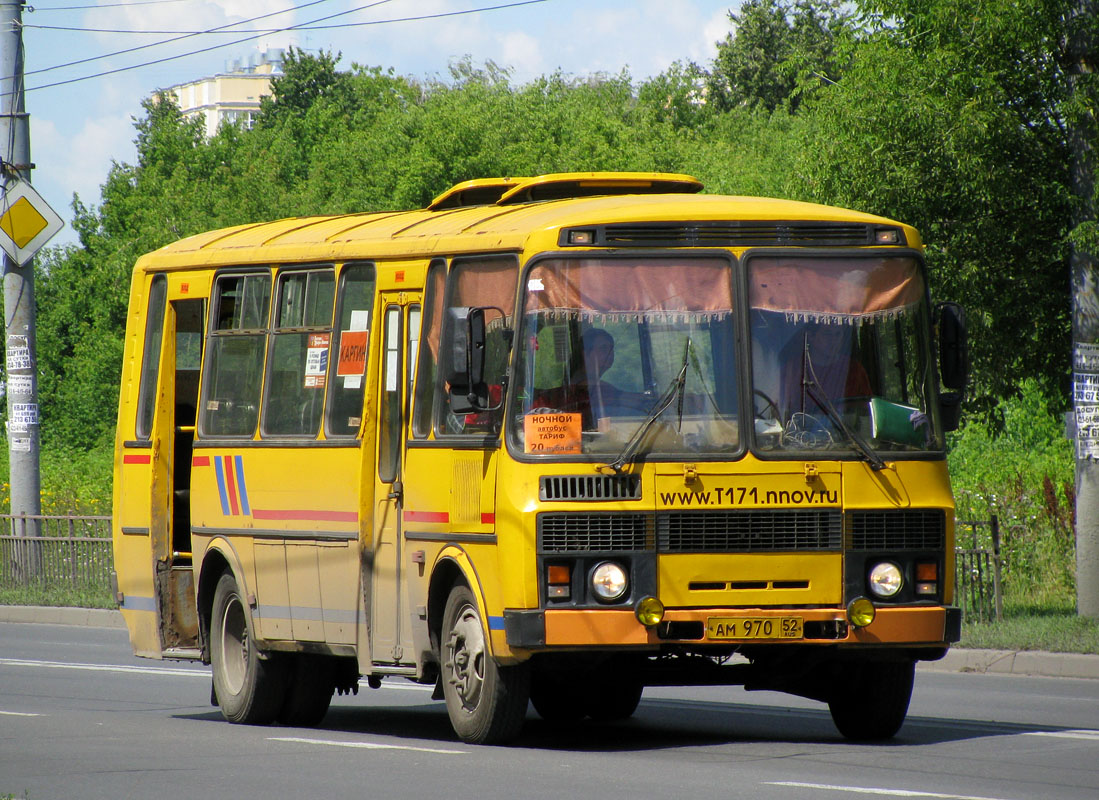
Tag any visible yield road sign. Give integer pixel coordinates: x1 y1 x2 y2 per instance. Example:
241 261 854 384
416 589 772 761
0 177 64 266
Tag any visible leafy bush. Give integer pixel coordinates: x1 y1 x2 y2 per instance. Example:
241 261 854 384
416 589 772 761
0 444 113 516
948 379 1076 604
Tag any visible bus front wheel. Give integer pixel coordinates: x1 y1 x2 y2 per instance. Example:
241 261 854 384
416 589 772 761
828 659 914 741
210 572 286 724
441 584 529 744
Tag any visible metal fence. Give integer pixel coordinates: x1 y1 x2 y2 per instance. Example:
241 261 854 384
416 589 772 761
1 512 1005 624
954 515 1003 623
0 514 114 597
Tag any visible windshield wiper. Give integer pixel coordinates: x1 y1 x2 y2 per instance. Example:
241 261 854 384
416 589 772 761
801 340 886 471
600 338 691 475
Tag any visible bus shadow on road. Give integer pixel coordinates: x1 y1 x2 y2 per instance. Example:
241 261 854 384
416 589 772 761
169 695 1069 753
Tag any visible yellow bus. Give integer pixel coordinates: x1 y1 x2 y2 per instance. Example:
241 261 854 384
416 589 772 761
111 172 968 744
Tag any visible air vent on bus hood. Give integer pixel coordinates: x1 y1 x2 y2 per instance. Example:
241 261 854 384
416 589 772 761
428 172 703 210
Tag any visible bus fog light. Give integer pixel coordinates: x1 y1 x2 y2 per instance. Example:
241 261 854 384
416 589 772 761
591 561 628 602
868 562 903 598
634 596 664 627
915 582 937 596
847 596 876 628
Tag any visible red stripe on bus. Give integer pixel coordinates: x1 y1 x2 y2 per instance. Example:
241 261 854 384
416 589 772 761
223 456 240 516
251 509 358 522
403 510 449 523
191 456 211 467
123 454 151 464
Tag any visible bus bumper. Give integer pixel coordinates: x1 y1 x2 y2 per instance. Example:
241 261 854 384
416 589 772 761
505 605 961 651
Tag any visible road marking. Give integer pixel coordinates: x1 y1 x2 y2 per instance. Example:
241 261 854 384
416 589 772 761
765 782 1013 800
0 710 42 717
1023 729 1099 741
0 657 209 678
269 736 465 755
0 657 435 694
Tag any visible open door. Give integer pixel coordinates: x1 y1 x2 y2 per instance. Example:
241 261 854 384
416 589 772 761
151 297 205 655
370 295 421 666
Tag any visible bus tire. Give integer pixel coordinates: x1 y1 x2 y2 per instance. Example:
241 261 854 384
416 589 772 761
278 654 335 727
588 679 643 721
441 584 529 744
529 673 587 722
210 572 286 725
828 659 914 741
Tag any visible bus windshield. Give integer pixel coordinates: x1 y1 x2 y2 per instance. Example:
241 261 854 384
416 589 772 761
749 253 943 456
508 256 740 458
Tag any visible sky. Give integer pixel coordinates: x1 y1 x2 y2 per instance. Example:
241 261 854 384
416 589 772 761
12 0 741 247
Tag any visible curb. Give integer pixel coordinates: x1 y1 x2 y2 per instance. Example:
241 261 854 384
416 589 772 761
917 647 1099 681
0 604 126 629
1 605 1096 679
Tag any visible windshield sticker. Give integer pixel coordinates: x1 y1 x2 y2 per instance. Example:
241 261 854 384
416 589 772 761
524 412 581 454
528 277 545 292
337 330 368 377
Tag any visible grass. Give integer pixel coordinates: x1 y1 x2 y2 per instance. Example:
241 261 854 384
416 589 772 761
959 598 1099 654
0 584 115 610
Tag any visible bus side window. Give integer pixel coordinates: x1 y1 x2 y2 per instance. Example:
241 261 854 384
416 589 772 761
199 272 271 437
263 267 335 437
435 256 518 437
326 263 376 438
411 260 445 438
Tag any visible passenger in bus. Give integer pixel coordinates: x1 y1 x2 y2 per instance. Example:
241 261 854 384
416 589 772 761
780 321 871 418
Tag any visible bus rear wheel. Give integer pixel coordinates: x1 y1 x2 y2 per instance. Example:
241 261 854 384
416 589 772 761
828 659 914 741
278 654 335 727
441 584 529 744
210 572 286 724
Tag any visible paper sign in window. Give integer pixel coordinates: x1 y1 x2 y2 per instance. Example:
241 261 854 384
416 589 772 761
337 330 368 376
524 412 581 455
305 332 330 388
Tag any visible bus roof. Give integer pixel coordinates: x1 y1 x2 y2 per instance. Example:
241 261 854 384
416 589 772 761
134 172 919 271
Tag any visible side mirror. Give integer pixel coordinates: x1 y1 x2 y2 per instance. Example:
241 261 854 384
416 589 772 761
935 302 968 431
936 302 969 391
445 306 494 414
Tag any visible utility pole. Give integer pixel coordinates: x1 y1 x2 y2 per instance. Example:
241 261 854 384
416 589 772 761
1068 1 1099 617
1 0 42 559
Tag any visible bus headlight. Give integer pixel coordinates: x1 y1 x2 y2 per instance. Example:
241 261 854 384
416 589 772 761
591 561 629 602
868 562 904 598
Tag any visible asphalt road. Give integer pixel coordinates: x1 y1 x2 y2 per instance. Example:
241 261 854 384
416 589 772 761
1 621 1097 800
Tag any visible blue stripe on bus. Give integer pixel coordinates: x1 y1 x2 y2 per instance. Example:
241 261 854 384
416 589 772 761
121 595 157 612
487 615 505 631
234 455 251 516
213 457 231 516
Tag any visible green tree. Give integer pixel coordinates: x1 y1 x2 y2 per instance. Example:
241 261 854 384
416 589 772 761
706 0 853 112
792 0 1076 414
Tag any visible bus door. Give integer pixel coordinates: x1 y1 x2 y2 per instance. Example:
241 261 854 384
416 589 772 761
151 294 205 655
370 295 421 665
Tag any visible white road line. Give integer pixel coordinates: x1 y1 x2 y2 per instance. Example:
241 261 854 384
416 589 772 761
269 736 465 755
765 782 1014 800
0 710 42 717
0 657 209 678
0 657 435 693
1023 729 1099 741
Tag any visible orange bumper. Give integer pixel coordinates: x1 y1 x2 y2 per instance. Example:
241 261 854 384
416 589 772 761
537 605 951 648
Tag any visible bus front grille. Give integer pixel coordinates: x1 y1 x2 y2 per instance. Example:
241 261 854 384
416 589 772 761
656 510 843 552
537 513 654 552
848 509 946 550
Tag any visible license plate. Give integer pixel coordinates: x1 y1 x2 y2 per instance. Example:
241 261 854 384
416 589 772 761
706 616 803 640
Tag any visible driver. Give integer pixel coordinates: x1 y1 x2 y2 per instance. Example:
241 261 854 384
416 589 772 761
535 327 621 429
781 321 871 418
